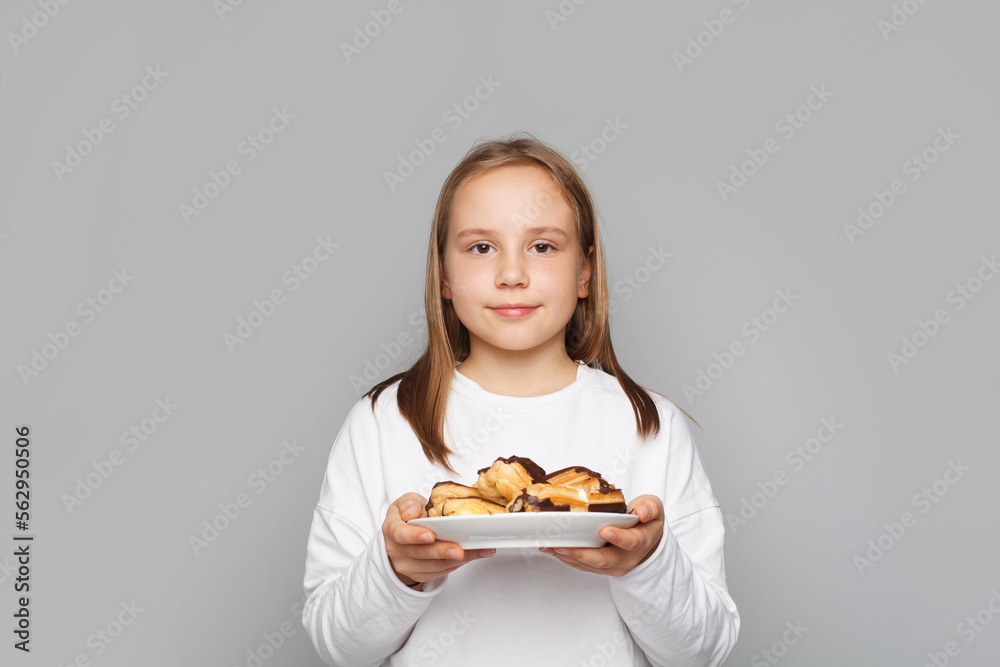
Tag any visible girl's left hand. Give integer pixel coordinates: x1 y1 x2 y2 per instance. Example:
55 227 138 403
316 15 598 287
540 494 664 577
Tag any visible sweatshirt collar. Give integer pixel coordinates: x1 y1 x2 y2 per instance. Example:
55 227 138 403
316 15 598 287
450 360 596 407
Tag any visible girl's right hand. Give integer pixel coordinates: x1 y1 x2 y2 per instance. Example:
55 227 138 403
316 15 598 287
382 492 495 589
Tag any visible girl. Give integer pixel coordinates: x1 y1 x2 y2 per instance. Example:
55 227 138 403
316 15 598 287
303 135 740 666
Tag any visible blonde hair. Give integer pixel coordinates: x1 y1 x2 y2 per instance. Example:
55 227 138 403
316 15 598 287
366 132 666 472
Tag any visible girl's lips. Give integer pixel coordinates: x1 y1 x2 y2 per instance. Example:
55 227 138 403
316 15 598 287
491 306 538 318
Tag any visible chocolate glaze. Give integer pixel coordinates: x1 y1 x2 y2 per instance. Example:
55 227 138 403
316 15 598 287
510 493 627 513
508 493 567 512
508 488 586 512
587 501 628 513
476 455 547 483
544 465 617 494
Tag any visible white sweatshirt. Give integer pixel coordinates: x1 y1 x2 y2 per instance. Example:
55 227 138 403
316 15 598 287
302 361 740 666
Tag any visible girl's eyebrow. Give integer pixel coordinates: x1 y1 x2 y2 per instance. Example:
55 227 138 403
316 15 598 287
454 226 570 241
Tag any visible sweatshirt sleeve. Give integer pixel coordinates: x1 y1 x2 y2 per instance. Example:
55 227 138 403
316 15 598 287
301 395 447 667
607 402 740 667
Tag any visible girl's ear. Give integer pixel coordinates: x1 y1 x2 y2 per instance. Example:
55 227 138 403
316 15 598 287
441 266 452 300
578 245 594 298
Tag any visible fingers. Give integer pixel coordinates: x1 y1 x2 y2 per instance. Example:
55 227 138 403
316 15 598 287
394 544 496 582
389 526 497 568
401 554 465 576
386 540 463 583
541 546 629 577
389 517 436 547
397 539 496 563
394 539 463 563
541 495 666 576
599 525 645 552
543 525 659 575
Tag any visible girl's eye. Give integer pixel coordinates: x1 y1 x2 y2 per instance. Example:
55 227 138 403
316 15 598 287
468 242 554 254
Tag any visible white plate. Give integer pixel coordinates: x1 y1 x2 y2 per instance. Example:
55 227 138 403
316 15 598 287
409 512 639 549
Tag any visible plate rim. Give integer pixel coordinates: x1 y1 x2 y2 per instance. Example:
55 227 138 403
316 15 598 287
410 512 638 525
408 512 639 548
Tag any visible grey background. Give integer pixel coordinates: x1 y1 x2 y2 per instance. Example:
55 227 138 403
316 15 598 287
2 1 998 665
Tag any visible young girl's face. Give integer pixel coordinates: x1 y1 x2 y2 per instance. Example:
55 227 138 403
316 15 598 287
441 164 592 361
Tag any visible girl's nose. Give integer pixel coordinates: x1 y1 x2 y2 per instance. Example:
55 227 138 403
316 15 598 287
496 250 529 287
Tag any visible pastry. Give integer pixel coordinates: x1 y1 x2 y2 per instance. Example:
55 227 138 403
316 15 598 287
475 455 547 503
544 466 612 495
423 455 629 516
507 483 589 513
544 465 627 513
441 497 507 516
425 481 484 517
584 488 627 513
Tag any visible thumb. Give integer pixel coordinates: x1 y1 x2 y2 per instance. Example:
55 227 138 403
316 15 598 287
629 495 662 523
395 492 428 520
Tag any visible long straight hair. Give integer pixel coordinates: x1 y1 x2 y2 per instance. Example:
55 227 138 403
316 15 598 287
366 133 669 473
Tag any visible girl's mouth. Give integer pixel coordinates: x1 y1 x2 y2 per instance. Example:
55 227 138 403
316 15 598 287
491 306 538 318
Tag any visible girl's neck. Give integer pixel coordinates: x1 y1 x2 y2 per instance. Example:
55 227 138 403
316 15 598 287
456 351 580 398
